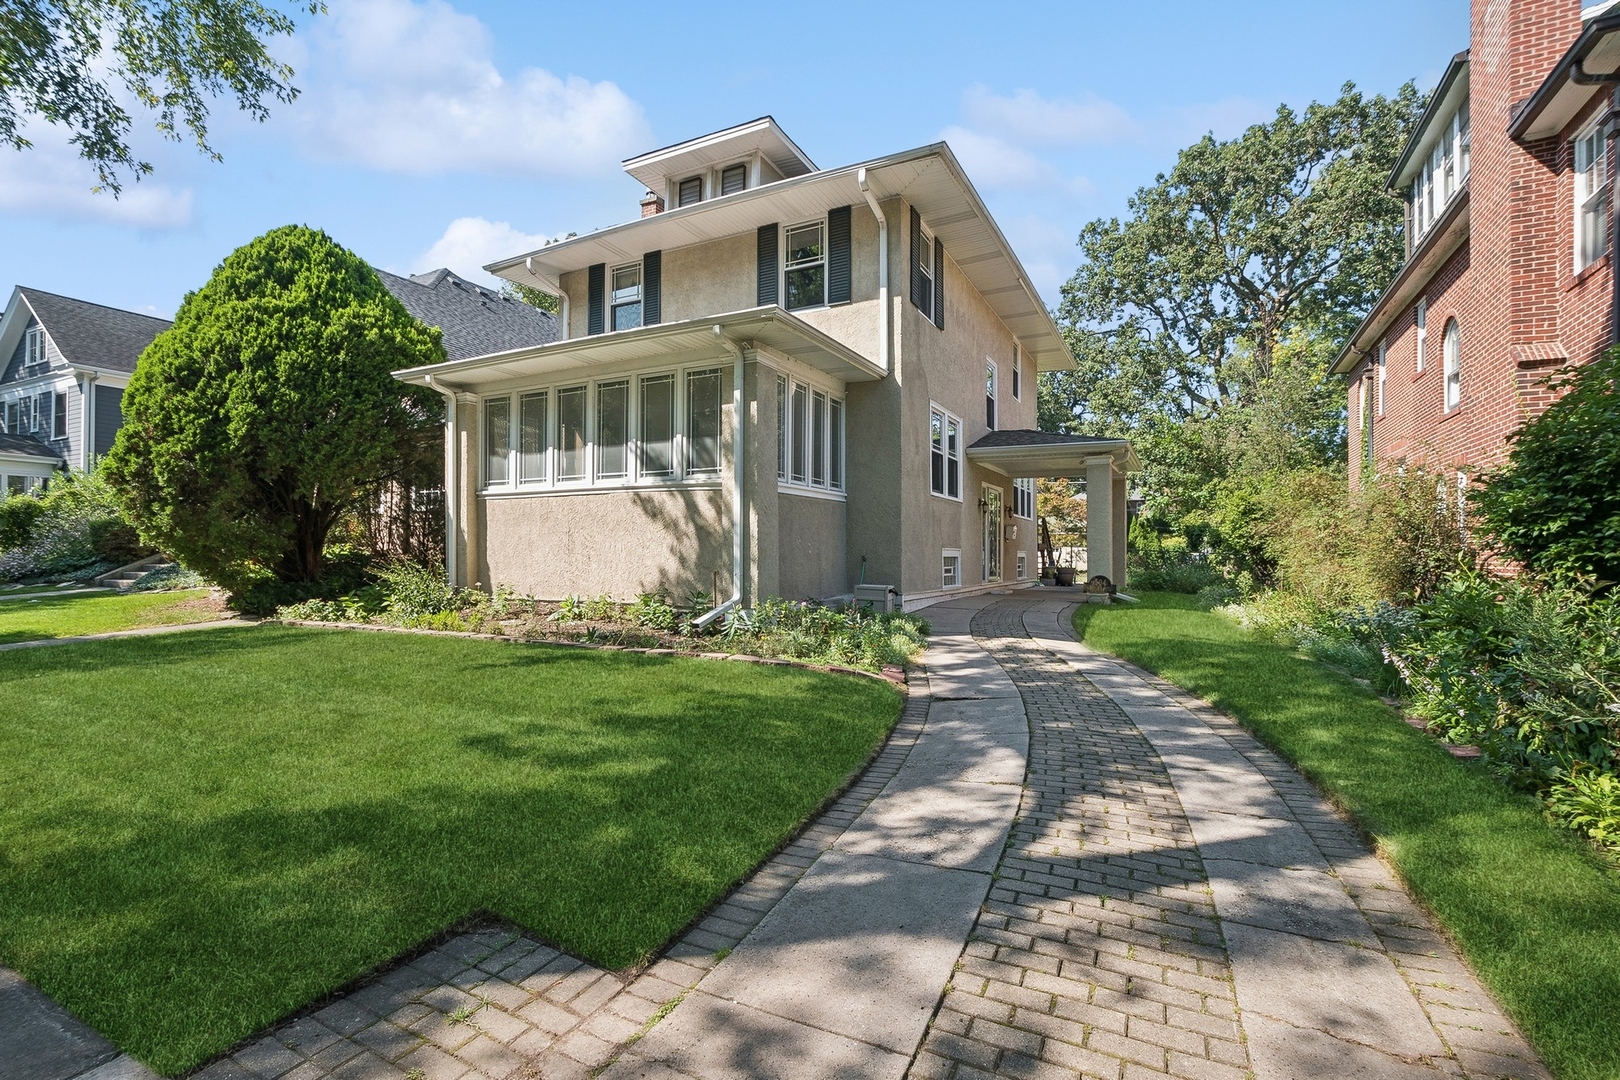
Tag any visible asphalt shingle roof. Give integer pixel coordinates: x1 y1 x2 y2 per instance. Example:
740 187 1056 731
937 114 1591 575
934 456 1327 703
0 432 64 462
17 288 171 373
968 429 1124 449
376 268 559 362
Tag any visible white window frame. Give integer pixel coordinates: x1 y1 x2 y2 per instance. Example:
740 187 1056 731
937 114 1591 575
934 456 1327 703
1016 551 1028 580
1011 344 1021 400
52 390 66 440
1575 118 1610 274
776 369 845 497
985 359 998 431
916 222 936 321
1415 298 1427 373
23 326 46 368
929 404 963 501
609 262 643 332
677 175 703 207
941 549 962 589
1442 318 1461 412
781 218 828 312
1409 101 1471 245
1012 477 1035 520
718 161 748 197
1376 340 1387 416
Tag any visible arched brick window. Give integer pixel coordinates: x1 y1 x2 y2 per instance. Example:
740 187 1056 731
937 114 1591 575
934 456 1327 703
1443 318 1461 411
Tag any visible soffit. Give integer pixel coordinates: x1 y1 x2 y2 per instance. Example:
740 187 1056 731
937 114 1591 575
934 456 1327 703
1512 16 1620 141
623 117 816 190
966 438 1138 476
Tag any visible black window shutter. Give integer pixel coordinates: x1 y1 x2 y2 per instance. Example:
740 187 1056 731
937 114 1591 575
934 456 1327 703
827 206 852 305
909 206 923 309
587 263 605 335
643 251 662 325
757 224 779 306
933 237 945 331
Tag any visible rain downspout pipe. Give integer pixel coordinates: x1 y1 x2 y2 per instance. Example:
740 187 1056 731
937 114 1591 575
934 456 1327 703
694 328 747 630
858 168 891 372
424 373 458 588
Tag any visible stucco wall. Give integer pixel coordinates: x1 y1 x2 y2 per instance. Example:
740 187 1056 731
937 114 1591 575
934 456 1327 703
777 493 846 600
479 485 730 601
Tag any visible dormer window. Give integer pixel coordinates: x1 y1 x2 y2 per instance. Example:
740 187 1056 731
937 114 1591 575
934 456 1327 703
610 263 642 330
1410 101 1470 244
783 220 826 310
678 176 703 207
23 326 45 368
720 163 746 195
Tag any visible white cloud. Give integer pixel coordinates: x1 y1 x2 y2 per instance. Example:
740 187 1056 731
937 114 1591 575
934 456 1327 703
962 85 1137 146
0 125 192 229
412 216 557 285
1171 97 1275 143
288 0 649 176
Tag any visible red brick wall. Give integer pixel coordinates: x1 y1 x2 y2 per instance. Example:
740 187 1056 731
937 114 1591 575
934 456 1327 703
1350 0 1612 483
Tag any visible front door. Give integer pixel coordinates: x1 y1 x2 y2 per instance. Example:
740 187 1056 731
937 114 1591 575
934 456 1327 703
982 485 1003 583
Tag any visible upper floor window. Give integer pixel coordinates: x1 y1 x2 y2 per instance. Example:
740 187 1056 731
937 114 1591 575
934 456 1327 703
1410 101 1470 244
1376 341 1387 416
1415 298 1427 372
52 391 66 439
783 221 826 311
985 360 998 430
930 406 962 500
678 176 703 207
1575 119 1610 273
610 263 642 331
1011 344 1022 400
916 224 936 318
720 163 747 196
1443 318 1461 411
1013 477 1035 519
23 326 45 368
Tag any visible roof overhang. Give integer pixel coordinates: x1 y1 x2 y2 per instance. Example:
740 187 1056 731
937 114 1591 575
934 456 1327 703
487 143 1075 373
1390 51 1470 190
623 116 815 190
1510 10 1620 142
967 437 1138 477
393 306 886 392
1332 186 1470 375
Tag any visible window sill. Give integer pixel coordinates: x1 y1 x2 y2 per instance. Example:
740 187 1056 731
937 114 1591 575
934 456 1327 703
929 490 964 504
1571 254 1609 289
1413 368 1427 382
1438 404 1463 422
778 484 847 502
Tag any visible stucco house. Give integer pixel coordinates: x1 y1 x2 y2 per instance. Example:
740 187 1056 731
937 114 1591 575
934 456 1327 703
396 118 1136 614
0 286 169 493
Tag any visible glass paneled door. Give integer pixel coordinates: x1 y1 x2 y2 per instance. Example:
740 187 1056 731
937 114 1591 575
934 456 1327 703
982 485 1003 583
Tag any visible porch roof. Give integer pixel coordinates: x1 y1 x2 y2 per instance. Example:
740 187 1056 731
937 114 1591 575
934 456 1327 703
966 430 1138 477
393 306 886 392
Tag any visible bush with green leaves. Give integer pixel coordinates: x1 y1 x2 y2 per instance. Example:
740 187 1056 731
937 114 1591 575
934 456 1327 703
0 468 143 583
1475 350 1620 587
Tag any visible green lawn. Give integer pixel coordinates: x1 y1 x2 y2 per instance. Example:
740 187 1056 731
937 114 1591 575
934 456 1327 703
0 588 218 643
0 626 902 1074
1075 592 1620 1080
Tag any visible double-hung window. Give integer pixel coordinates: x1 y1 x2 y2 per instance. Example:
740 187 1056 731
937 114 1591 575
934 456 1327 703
640 374 676 478
776 373 845 493
930 406 962 499
916 225 935 318
784 221 826 311
686 368 723 475
1415 298 1427 373
1013 477 1035 519
1576 119 1610 273
52 391 66 439
23 327 45 369
610 264 642 331
986 361 998 430
1011 345 1021 400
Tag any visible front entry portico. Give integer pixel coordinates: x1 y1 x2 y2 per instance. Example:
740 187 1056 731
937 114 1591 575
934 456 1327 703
965 430 1138 590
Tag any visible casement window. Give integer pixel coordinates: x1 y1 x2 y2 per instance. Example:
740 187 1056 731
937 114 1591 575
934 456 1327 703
1575 119 1610 273
1013 477 1035 520
1376 341 1387 416
930 406 962 500
678 176 703 207
484 397 511 485
1415 298 1427 372
942 550 962 589
1442 318 1461 411
610 264 642 331
783 220 826 311
23 326 45 368
558 385 588 481
686 368 723 475
519 391 548 482
52 391 66 439
1011 344 1021 400
640 374 676 477
720 163 747 196
777 373 846 494
986 360 998 430
596 380 630 479
1409 101 1470 243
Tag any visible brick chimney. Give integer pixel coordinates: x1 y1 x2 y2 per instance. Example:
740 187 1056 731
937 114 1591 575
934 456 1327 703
640 191 665 218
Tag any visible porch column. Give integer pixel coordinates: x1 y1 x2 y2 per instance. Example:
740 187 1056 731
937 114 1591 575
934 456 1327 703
1085 455 1116 586
1112 470 1129 589
79 374 94 471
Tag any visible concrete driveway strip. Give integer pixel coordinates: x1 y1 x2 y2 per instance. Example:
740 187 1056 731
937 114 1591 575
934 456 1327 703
608 595 1028 1079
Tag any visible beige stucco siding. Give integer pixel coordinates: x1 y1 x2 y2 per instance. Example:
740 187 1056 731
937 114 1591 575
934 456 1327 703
777 493 847 600
479 486 730 601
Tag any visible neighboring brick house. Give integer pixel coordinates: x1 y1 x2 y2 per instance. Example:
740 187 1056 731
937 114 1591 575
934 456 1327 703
396 117 1136 613
1333 0 1620 494
0 286 170 493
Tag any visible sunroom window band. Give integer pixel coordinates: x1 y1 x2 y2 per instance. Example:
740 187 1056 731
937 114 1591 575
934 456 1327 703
586 263 605 336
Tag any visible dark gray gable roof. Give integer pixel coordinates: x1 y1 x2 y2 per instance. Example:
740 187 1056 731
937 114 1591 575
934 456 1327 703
376 268 559 362
17 288 171 373
968 429 1122 450
0 432 64 462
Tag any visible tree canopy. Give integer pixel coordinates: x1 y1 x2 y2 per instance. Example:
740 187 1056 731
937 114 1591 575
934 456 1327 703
104 225 444 591
0 0 318 192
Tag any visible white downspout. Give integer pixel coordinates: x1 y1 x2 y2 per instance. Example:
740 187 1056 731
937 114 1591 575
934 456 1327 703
858 168 891 373
694 327 747 630
425 374 458 587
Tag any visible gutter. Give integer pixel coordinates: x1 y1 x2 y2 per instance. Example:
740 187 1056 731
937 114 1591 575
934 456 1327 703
423 373 458 588
1510 10 1620 141
857 168 891 372
693 327 747 630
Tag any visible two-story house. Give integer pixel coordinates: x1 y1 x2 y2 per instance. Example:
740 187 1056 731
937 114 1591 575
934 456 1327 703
0 286 170 494
396 118 1136 613
1334 0 1620 496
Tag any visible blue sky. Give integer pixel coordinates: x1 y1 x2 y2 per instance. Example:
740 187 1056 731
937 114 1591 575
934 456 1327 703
0 0 1464 320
